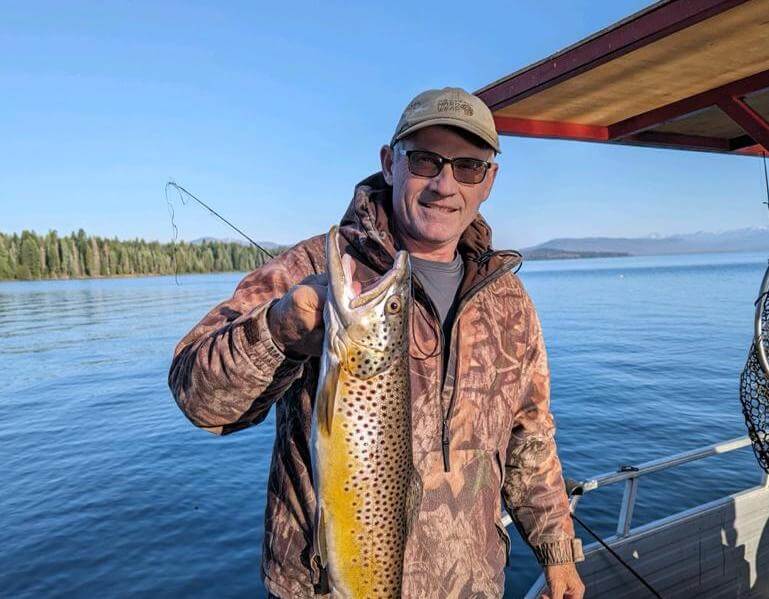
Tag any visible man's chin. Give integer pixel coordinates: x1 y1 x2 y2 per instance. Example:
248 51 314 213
409 224 459 247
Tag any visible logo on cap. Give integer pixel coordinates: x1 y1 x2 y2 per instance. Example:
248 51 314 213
436 99 474 116
405 99 428 114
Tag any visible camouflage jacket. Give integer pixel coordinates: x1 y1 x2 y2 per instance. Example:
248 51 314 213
168 172 581 598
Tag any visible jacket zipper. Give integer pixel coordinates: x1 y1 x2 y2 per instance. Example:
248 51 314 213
409 275 450 469
439 251 521 472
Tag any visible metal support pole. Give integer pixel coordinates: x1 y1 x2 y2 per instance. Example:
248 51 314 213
617 477 639 537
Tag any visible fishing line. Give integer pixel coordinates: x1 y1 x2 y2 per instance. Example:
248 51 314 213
164 181 275 285
763 151 769 213
564 481 662 598
755 152 769 322
165 181 182 286
569 512 662 599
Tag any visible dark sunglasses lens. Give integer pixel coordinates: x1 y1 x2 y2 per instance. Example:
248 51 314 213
408 151 441 177
453 158 487 184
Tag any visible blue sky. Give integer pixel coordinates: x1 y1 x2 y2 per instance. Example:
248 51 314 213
2 1 766 249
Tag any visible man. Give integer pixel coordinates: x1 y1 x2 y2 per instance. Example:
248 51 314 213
168 87 585 599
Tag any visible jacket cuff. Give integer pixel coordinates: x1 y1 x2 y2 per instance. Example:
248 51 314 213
533 538 584 565
241 300 305 366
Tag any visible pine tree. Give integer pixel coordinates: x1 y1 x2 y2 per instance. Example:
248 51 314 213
0 236 13 279
85 237 101 276
62 236 81 278
8 234 19 275
76 229 88 266
100 240 110 276
45 231 61 278
20 231 42 279
118 247 131 275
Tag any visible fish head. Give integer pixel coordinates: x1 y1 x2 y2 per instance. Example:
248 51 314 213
326 226 410 379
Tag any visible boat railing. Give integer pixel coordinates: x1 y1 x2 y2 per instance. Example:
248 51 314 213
501 435 767 538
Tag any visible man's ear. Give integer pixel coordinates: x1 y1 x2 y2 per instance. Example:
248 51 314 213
380 144 394 186
480 161 499 203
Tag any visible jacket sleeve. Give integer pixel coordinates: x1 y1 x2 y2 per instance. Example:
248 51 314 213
167 235 325 435
502 291 582 566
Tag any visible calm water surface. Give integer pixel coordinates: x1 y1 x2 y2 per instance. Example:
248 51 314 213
1 251 766 598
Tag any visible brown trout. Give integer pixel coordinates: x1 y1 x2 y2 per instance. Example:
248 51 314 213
313 225 414 599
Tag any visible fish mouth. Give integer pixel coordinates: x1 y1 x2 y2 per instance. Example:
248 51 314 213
326 226 409 326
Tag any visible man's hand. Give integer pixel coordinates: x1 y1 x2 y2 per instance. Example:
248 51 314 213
267 274 329 358
542 563 585 599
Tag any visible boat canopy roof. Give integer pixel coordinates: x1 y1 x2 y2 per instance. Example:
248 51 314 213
476 0 769 156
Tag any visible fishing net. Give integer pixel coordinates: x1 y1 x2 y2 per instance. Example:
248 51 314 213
739 282 769 474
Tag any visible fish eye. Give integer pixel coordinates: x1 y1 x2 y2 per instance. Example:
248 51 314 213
385 296 402 314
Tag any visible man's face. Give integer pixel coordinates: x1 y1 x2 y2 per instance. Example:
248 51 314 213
380 125 498 257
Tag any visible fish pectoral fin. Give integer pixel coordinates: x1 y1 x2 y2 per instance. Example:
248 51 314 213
316 506 329 568
318 337 343 434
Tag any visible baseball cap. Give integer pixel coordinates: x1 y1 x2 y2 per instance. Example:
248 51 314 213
390 87 500 153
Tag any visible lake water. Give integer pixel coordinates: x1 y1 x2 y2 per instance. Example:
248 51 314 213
2 251 767 598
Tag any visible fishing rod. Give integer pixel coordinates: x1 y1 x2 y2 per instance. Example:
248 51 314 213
164 181 275 259
739 152 769 474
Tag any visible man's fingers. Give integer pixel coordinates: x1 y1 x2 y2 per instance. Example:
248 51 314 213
565 581 585 599
292 284 326 313
542 584 565 599
299 273 328 286
545 581 584 599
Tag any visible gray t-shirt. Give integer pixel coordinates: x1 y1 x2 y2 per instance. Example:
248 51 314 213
410 252 464 362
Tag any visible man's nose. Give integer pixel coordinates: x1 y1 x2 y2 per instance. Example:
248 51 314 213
427 162 459 196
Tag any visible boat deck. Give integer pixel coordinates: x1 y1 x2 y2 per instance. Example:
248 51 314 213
518 437 769 598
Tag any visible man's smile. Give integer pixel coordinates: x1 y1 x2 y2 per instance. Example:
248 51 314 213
418 200 460 214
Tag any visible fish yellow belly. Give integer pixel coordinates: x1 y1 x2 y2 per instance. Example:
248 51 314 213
316 361 411 599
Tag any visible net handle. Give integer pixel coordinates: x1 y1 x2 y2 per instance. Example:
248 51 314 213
755 262 769 377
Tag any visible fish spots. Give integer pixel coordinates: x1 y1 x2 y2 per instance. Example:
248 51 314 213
320 359 412 597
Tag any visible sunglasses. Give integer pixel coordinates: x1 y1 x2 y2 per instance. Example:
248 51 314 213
395 146 492 184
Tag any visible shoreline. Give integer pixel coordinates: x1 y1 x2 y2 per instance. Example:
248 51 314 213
1 248 767 282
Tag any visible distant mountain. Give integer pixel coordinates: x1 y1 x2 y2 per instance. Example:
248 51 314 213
189 228 769 260
191 237 285 250
523 227 769 257
524 248 630 260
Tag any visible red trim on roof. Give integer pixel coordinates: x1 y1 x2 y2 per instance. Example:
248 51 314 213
493 116 608 142
624 131 732 152
717 96 769 152
734 144 768 157
477 0 750 112
494 117 766 155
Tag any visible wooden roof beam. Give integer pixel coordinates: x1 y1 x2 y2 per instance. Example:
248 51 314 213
608 68 769 140
477 0 751 111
